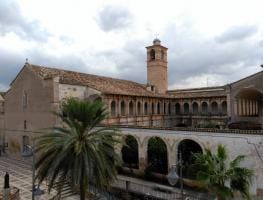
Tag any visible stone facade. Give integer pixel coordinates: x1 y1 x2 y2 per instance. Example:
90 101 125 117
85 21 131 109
117 128 263 195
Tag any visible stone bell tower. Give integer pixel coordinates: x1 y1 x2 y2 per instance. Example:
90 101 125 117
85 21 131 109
146 38 168 94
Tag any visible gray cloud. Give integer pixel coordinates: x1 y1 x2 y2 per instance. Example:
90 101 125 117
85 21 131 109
0 0 50 42
96 5 132 32
0 48 91 91
216 25 258 43
1 18 263 92
162 24 263 88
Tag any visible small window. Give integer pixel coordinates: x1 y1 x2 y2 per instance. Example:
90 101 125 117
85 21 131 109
24 120 27 130
22 91 28 109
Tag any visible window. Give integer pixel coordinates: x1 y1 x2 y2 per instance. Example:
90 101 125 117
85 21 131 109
211 102 218 114
110 101 116 117
152 103 155 114
137 102 141 115
144 102 148 115
22 91 28 109
129 101 134 116
150 49 155 60
24 120 27 130
184 103 189 114
168 103 171 115
157 102 161 114
121 101 125 116
192 102 198 115
175 103 181 115
201 102 208 114
222 101 227 115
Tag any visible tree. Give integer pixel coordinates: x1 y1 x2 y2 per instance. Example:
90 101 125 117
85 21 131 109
190 145 253 200
147 137 168 174
121 135 139 168
35 98 122 200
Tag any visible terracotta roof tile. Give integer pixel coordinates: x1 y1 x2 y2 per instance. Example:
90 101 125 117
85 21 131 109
28 64 170 98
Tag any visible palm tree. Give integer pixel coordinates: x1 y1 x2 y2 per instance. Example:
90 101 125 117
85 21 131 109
190 145 253 200
35 98 122 200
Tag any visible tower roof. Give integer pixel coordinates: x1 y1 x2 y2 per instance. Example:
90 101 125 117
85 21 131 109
153 38 161 45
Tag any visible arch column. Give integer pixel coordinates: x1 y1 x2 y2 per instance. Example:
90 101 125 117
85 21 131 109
168 143 177 169
138 139 147 171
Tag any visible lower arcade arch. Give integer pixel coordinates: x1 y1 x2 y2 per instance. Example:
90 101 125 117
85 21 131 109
177 139 203 178
147 137 168 174
121 135 139 169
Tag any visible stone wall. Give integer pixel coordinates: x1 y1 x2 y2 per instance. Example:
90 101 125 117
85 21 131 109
4 67 57 152
118 127 263 195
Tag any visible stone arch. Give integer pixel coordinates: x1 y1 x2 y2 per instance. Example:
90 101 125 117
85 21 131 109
120 101 125 116
183 102 189 114
157 102 161 114
144 102 148 115
211 101 219 114
177 139 203 178
129 101 134 116
192 102 199 115
137 101 142 115
221 101 227 115
110 101 116 117
151 102 155 114
121 135 139 169
147 136 168 174
168 102 171 115
201 102 208 114
175 103 181 115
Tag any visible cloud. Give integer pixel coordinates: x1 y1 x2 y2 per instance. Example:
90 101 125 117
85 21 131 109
216 25 258 43
0 0 50 42
0 47 91 91
158 23 263 89
96 5 132 32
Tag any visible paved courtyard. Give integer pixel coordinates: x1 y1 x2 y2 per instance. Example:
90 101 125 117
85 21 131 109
0 156 79 200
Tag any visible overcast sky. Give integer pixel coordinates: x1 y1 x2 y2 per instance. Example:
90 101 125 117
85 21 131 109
1 0 263 91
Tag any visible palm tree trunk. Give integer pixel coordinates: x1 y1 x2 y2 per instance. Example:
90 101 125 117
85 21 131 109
80 165 86 200
80 180 85 200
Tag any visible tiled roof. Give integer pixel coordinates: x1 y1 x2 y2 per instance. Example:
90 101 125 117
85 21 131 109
168 86 227 98
28 64 170 98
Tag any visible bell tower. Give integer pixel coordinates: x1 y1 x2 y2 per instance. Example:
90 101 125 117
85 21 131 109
146 38 168 94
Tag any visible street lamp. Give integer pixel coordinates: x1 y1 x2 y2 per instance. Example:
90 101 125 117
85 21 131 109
21 144 44 200
167 152 184 200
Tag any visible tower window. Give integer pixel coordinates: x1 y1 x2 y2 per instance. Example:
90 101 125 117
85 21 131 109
150 49 155 60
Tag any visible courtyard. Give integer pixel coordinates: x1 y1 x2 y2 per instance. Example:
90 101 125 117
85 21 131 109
0 156 79 200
